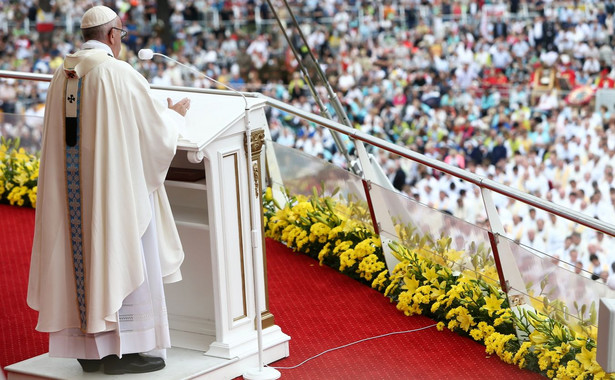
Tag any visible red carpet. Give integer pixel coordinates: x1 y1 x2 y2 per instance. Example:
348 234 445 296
1 205 541 379
262 238 542 380
0 205 48 376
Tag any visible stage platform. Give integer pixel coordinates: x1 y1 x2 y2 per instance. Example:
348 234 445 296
5 330 289 380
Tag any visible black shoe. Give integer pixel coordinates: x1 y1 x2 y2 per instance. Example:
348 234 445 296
102 353 165 375
77 358 102 372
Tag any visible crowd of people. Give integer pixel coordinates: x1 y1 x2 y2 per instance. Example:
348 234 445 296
3 0 615 288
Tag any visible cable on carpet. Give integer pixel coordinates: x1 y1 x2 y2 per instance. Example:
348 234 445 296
268 323 438 370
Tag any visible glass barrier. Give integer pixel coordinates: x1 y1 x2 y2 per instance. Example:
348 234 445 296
1 111 44 153
269 142 375 229
503 231 615 326
369 180 501 287
266 142 611 330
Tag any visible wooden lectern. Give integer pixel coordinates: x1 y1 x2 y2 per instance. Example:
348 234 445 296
157 88 290 371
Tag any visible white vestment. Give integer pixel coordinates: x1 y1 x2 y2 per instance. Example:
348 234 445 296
27 45 184 358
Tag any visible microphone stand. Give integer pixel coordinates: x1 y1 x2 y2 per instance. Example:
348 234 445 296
139 50 280 380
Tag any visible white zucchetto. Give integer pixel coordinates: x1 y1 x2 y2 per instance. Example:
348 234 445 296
81 6 117 29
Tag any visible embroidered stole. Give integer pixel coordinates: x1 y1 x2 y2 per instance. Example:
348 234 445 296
64 76 87 332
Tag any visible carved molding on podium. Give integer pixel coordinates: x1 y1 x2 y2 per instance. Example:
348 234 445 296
244 128 275 329
246 129 265 197
187 150 205 164
247 129 266 159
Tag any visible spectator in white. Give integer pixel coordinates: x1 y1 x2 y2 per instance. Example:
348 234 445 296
583 55 601 75
15 35 33 60
599 42 614 64
566 190 583 212
453 192 476 224
338 68 356 93
220 35 239 61
165 60 185 87
520 228 547 254
491 42 513 69
454 60 478 90
246 34 269 70
525 208 541 232
556 237 574 268
573 39 591 62
418 182 438 208
332 3 350 34
511 34 531 60
434 190 454 214
151 62 171 86
545 213 570 254
169 5 185 33
276 126 296 147
570 231 589 263
589 254 607 281
507 214 525 242
536 89 559 113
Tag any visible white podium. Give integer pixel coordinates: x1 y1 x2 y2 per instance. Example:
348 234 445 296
6 90 290 380
160 89 290 360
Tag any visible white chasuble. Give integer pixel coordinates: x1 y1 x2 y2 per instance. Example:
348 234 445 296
27 47 184 357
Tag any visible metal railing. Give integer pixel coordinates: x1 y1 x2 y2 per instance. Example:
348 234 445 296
1 69 613 239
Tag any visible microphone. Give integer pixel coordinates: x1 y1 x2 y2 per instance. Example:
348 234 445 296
138 48 154 60
137 48 248 109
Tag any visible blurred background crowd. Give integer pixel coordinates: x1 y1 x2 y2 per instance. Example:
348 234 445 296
3 0 615 286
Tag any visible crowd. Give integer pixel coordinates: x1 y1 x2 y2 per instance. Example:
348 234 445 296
3 0 615 288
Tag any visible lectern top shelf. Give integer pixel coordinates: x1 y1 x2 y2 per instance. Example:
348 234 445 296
152 89 267 150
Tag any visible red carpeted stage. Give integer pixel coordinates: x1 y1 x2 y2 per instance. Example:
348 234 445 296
1 204 542 379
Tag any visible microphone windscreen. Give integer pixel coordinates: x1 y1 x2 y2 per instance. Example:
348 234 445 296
138 49 154 60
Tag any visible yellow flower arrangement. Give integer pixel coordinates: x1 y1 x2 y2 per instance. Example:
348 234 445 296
264 185 381 284
0 138 39 208
262 186 612 379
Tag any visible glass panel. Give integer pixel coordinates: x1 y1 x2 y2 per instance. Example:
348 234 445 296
369 181 500 286
1 112 44 153
268 141 374 231
502 231 614 327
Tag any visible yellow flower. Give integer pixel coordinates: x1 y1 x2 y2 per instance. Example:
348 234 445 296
402 275 420 294
371 270 388 291
264 187 273 201
422 265 439 283
470 328 484 341
529 330 549 345
563 360 582 378
513 341 532 365
436 322 445 331
430 282 446 300
14 170 29 186
537 353 551 371
482 293 504 317
357 254 385 281
317 242 331 264
431 302 441 313
456 309 474 332
28 187 37 208
575 346 602 374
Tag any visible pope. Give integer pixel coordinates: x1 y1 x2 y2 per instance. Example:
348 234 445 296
27 5 189 375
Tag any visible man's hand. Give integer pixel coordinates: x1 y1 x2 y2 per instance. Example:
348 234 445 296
167 97 191 117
